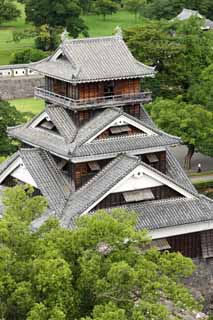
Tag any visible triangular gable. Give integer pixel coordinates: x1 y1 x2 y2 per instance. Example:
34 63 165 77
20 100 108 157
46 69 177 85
86 114 157 143
0 156 37 188
83 163 194 215
29 111 60 135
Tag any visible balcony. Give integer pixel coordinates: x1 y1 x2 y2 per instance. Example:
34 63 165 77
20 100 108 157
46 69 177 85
35 87 152 110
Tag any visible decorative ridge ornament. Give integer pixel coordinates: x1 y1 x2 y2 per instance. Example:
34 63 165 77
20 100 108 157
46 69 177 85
115 26 123 40
61 28 69 42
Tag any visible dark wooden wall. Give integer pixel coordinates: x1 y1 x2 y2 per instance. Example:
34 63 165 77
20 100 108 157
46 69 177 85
167 232 202 258
46 78 141 100
73 159 111 188
78 79 140 100
93 185 182 211
140 151 167 174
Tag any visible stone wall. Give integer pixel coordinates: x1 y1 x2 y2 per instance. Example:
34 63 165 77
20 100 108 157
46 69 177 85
184 258 213 315
0 76 44 100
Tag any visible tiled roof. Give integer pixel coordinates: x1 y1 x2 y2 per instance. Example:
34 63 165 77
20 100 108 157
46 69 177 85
122 197 213 231
8 126 69 158
176 8 203 20
0 151 20 175
72 134 180 159
166 148 197 194
60 153 199 228
8 107 180 160
175 8 213 29
20 149 71 214
46 105 77 143
31 35 155 83
61 154 140 227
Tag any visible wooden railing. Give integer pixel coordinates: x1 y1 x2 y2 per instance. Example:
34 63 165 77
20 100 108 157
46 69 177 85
35 87 152 109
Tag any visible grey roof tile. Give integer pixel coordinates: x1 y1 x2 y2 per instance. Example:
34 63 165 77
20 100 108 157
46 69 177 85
60 153 199 227
166 148 197 194
176 8 203 20
61 154 139 227
46 105 77 143
0 151 20 175
73 134 180 159
8 107 180 160
121 197 213 230
31 36 155 83
20 149 71 213
8 126 69 158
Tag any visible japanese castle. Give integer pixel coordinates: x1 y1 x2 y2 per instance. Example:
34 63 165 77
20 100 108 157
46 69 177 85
0 31 213 259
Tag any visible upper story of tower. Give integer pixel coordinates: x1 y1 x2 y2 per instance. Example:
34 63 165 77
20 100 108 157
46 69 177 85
32 33 155 111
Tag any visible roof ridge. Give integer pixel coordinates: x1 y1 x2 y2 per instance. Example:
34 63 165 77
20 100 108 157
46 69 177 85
90 133 148 144
74 153 139 192
140 159 198 198
63 35 117 44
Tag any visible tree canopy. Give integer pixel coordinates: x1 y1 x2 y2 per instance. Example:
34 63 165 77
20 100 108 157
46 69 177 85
188 64 213 113
0 0 20 25
0 185 201 319
142 0 213 20
10 48 49 64
146 97 213 168
0 101 31 156
25 0 88 38
93 0 120 20
124 18 213 99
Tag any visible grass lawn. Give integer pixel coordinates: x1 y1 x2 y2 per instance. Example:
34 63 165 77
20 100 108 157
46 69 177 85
0 2 142 65
0 2 35 65
83 11 142 37
9 98 45 114
1 6 143 113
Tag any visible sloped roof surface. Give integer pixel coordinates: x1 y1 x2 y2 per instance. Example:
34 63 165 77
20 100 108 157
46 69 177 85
20 149 71 213
31 35 155 83
176 8 203 20
46 105 77 143
61 154 140 227
8 107 180 160
126 197 213 230
166 148 197 194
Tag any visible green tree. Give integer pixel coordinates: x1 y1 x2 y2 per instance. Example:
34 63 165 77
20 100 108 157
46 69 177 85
123 0 145 20
142 0 213 20
93 0 119 19
188 64 213 113
0 185 201 319
124 18 213 98
143 0 184 20
10 48 49 64
25 0 88 39
0 0 20 25
147 97 213 169
0 101 31 156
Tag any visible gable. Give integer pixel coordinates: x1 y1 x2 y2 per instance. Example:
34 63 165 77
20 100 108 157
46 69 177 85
0 157 38 188
86 115 156 143
83 163 194 215
30 112 59 134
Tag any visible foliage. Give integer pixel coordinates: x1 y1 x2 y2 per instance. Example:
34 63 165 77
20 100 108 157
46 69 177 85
188 64 213 113
0 185 200 319
35 25 61 51
0 0 20 25
25 0 89 38
0 101 31 156
142 0 184 20
93 0 120 20
123 0 145 20
147 97 213 168
10 48 49 64
124 18 213 98
142 0 213 20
